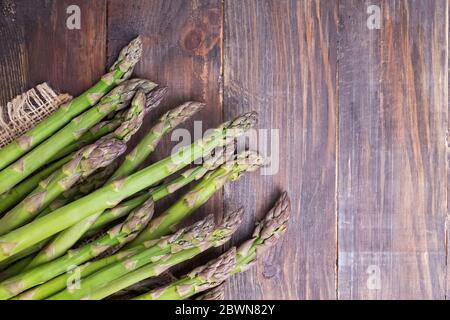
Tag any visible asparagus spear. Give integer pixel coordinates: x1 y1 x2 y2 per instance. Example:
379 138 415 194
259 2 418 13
127 150 264 246
0 112 256 261
0 79 157 194
36 87 167 217
25 91 148 268
37 98 196 248
0 37 142 171
0 155 73 216
50 100 205 256
9 145 234 277
49 86 167 163
86 144 235 235
0 137 127 236
49 209 243 300
195 282 226 300
134 192 291 300
109 101 205 181
48 119 121 163
13 245 144 300
0 241 45 275
15 211 220 300
0 199 154 299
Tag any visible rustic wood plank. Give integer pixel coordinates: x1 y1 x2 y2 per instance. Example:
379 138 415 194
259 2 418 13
0 0 106 104
338 0 448 299
0 0 27 105
224 0 338 299
447 0 450 301
106 0 223 256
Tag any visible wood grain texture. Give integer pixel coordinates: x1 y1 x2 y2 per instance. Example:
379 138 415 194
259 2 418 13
0 0 449 300
106 0 224 257
446 0 450 300
338 0 448 299
224 0 338 300
0 0 106 104
0 0 27 105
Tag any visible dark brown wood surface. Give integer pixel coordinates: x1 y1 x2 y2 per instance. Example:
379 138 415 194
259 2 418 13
338 0 448 299
0 0 448 299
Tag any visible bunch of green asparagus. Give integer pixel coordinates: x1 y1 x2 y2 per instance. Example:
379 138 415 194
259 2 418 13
0 36 291 300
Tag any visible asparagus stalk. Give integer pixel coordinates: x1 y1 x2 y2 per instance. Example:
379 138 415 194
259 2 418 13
0 112 256 261
0 79 157 194
49 86 167 163
134 192 291 300
13 245 144 300
28 165 117 225
109 101 205 181
25 91 148 268
86 144 235 236
15 211 219 300
0 155 73 216
127 150 264 246
0 37 142 171
49 119 122 163
0 137 127 236
0 240 45 274
58 100 204 255
36 87 167 217
49 209 243 300
0 256 34 282
0 199 154 299
9 145 234 277
195 282 226 300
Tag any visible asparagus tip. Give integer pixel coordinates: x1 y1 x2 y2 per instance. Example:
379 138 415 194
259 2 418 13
166 214 216 252
202 142 236 170
231 111 258 131
190 247 237 284
110 199 155 245
110 36 143 73
78 138 127 175
195 282 226 300
145 86 168 112
258 191 291 248
209 208 243 247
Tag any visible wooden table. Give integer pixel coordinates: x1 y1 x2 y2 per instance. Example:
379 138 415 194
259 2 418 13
0 0 448 300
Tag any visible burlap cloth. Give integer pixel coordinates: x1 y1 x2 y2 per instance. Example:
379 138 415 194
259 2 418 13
0 83 72 148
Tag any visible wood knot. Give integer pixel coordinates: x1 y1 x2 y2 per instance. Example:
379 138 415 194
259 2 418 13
182 28 205 52
180 23 219 56
262 264 279 279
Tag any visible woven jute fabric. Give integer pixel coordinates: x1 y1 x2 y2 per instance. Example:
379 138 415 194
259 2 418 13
0 83 72 148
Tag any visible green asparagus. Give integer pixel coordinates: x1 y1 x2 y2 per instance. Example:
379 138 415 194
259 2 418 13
15 210 221 300
0 199 154 299
0 37 142 171
134 192 291 300
127 150 264 246
0 79 157 194
11 145 233 277
0 112 256 261
36 86 167 218
109 101 205 180
50 86 167 163
86 144 235 236
25 90 148 268
13 245 144 300
195 282 226 300
0 137 127 235
49 208 243 300
0 155 73 215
